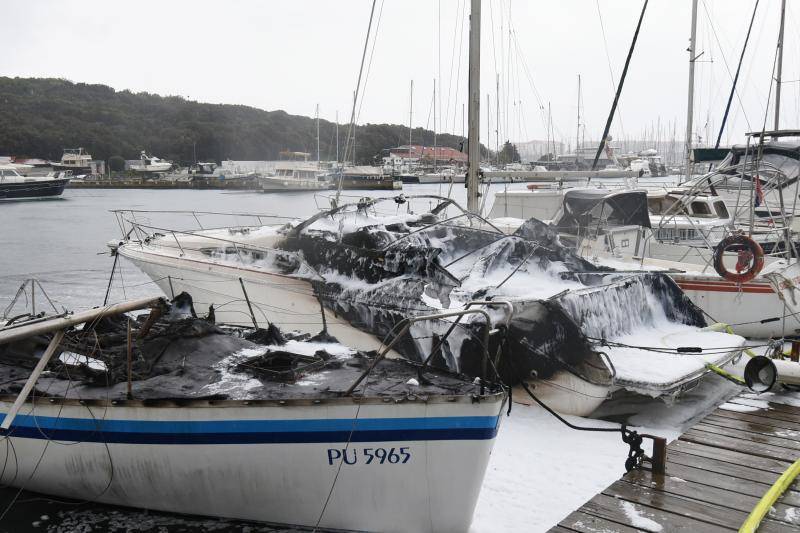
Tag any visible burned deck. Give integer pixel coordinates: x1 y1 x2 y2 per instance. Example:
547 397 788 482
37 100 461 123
550 394 800 532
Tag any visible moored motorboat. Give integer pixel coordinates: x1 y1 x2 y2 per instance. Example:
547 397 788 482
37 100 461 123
111 195 745 416
51 147 93 174
260 163 331 192
129 150 173 173
0 165 71 200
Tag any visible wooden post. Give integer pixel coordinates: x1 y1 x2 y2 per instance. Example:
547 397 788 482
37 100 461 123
649 435 667 475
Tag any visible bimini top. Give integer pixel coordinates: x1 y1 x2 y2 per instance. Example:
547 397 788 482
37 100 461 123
556 188 651 233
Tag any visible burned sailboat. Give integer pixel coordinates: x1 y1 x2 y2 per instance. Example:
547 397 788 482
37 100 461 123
0 293 505 532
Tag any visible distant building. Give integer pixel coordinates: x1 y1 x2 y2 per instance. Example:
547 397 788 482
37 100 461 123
385 145 467 166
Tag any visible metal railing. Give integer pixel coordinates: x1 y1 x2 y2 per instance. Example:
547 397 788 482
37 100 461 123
114 215 326 282
344 300 513 396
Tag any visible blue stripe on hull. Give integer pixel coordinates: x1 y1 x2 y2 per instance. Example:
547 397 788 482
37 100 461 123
1 414 501 444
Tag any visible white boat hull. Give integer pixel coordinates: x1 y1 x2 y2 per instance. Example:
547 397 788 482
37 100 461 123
117 244 395 354
418 174 465 184
259 175 330 192
0 395 504 532
672 274 800 338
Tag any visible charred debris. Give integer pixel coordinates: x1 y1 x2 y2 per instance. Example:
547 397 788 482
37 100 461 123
0 293 496 401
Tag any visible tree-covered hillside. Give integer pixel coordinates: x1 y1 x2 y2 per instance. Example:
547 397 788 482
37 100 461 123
0 77 482 165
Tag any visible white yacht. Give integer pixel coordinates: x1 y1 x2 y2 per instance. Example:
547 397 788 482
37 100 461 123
0 165 71 200
517 188 800 339
488 184 734 247
129 151 172 173
418 167 464 183
259 164 331 192
52 148 93 173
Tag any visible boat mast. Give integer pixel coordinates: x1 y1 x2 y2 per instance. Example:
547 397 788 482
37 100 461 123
433 79 437 173
466 0 481 213
684 0 698 179
495 74 500 166
335 111 339 165
315 104 320 164
486 93 491 163
547 102 552 161
576 74 581 164
352 91 357 166
409 80 414 147
774 0 787 131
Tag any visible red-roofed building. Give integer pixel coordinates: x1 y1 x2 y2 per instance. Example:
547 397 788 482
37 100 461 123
385 145 467 166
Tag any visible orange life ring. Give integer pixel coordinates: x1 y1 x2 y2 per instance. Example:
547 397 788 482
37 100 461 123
712 234 765 283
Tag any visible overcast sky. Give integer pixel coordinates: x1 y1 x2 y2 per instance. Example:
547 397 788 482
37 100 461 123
3 0 797 149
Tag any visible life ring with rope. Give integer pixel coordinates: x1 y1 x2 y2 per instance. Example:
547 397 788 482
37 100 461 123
712 234 765 283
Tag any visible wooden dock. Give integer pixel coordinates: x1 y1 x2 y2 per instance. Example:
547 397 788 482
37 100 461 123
550 394 800 532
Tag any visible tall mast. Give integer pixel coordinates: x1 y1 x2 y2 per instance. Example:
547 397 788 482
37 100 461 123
335 111 339 165
495 74 500 165
487 93 490 163
352 91 357 166
547 102 552 160
315 103 320 164
576 74 581 163
685 0 698 179
409 80 414 147
774 0 787 131
433 79 437 173
466 0 481 213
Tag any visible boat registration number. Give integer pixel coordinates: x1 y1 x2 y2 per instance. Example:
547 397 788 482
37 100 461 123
326 447 411 465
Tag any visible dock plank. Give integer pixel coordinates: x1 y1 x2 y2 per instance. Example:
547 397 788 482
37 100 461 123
582 493 730 532
655 461 800 507
620 470 799 522
556 511 644 533
667 449 794 485
708 409 800 432
551 392 800 532
669 439 794 472
681 428 799 462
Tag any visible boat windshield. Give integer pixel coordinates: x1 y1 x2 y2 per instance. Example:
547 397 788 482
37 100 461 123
721 145 800 182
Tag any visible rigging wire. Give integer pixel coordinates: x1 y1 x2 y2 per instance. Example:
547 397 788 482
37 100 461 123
443 0 463 132
336 0 379 203
355 0 386 126
451 0 467 135
700 0 755 136
595 0 626 137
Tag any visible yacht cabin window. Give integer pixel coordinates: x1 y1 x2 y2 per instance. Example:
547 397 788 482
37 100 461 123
689 201 713 217
714 201 730 219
